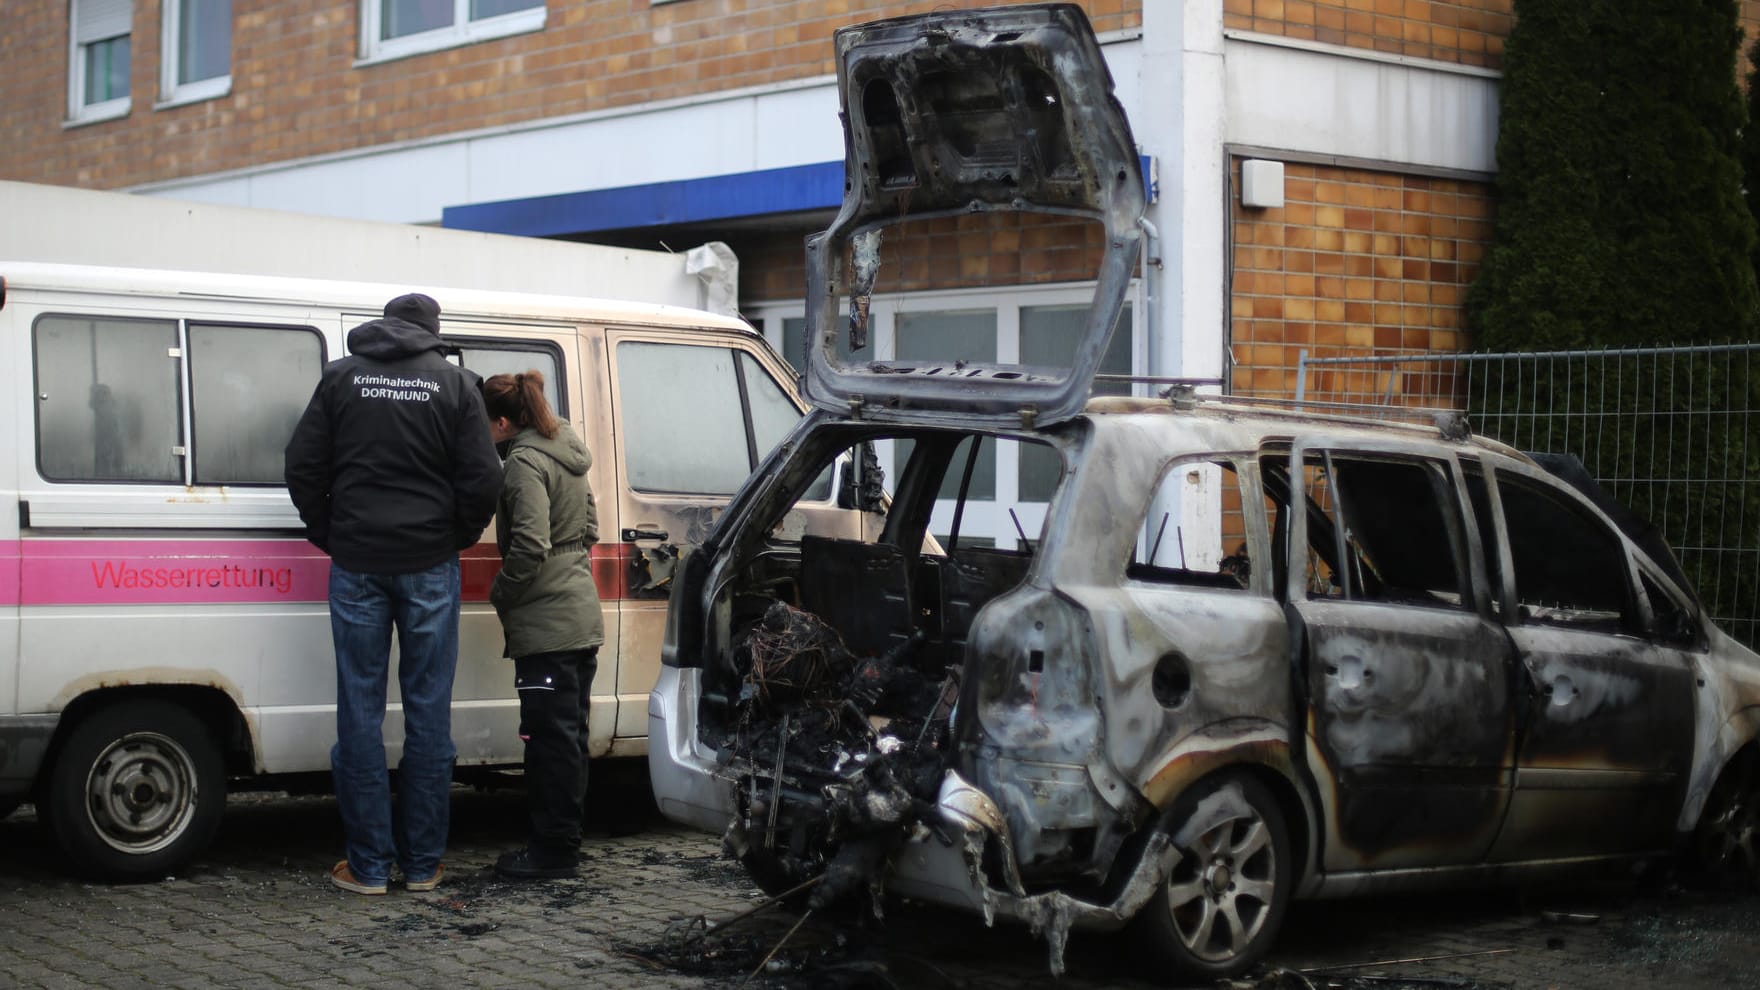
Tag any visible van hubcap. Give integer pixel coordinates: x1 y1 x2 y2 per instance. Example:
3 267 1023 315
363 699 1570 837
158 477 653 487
85 732 199 854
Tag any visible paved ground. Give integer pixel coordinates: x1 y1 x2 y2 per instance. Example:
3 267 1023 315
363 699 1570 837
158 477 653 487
1 766 1757 989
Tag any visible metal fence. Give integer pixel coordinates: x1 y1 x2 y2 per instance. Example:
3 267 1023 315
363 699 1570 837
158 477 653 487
1293 343 1760 649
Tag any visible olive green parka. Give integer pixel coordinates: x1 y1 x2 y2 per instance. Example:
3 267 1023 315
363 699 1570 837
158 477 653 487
488 422 605 658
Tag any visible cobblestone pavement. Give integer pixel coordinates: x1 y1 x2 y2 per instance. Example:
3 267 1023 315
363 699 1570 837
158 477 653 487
2 766 1756 990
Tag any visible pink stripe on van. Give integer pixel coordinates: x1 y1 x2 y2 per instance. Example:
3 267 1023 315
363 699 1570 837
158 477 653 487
0 539 626 607
13 538 331 606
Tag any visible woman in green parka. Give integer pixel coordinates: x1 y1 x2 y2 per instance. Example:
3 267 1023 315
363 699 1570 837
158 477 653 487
481 370 604 881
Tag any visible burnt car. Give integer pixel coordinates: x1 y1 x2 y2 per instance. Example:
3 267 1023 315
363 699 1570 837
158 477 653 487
647 3 1760 980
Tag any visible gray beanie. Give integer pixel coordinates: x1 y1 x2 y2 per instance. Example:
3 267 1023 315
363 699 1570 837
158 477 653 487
384 293 441 334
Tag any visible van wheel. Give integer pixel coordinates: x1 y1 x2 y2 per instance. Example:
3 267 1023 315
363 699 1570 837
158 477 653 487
44 700 226 880
1692 750 1760 890
1132 773 1292 981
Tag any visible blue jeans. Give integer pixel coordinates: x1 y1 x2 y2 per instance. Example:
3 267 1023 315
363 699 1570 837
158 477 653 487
328 558 460 886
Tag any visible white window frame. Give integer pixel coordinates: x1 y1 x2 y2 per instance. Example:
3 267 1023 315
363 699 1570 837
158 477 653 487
157 0 232 108
358 0 546 66
67 0 132 125
748 280 1144 550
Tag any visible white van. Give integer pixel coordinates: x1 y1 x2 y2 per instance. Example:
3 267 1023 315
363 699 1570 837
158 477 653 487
0 262 864 878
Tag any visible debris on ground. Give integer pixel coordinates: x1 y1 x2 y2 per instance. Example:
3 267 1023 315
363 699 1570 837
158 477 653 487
718 603 959 916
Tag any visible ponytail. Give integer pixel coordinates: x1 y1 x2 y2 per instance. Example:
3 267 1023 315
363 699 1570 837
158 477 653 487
482 370 561 439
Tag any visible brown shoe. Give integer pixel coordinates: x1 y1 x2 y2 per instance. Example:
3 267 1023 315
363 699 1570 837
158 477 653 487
404 863 444 892
330 859 388 895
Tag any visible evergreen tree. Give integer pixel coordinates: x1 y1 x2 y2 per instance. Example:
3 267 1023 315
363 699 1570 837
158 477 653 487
1467 0 1758 350
1743 36 1760 283
1466 1 1760 649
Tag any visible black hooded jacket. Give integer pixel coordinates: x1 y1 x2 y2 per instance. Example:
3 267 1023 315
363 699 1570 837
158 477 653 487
283 306 501 575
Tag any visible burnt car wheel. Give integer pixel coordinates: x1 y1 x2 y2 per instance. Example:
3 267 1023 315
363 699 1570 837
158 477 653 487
1132 773 1292 981
1693 749 1760 890
44 699 226 880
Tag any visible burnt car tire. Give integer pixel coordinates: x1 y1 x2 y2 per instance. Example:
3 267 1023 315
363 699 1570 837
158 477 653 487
44 700 226 880
1131 773 1292 982
1692 749 1760 890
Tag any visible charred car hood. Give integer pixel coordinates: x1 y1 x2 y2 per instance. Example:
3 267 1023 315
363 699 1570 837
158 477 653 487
802 3 1145 428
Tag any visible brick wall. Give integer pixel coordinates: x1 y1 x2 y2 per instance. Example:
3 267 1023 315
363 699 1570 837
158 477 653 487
1230 1 1760 74
737 213 1109 307
1228 160 1493 398
0 0 1140 190
1223 0 1513 69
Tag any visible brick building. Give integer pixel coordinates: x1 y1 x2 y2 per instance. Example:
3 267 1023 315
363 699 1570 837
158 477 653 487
4 0 1758 411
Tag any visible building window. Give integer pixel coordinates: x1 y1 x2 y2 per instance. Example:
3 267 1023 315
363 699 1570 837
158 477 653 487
69 0 132 123
360 0 545 64
160 0 231 106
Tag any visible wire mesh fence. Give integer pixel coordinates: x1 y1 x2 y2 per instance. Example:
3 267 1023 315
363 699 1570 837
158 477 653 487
1293 343 1760 650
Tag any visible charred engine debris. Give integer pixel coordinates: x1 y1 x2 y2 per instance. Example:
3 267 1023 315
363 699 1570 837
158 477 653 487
718 602 962 916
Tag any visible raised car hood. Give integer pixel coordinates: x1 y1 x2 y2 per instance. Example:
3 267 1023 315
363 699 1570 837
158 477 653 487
801 3 1145 428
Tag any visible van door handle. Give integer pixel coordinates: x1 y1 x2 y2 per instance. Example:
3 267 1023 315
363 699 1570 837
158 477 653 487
622 528 669 542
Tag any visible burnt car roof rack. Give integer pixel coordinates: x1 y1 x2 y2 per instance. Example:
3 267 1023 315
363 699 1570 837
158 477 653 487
1109 384 1475 440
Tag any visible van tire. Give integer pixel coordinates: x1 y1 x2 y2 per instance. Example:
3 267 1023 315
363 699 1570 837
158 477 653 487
44 699 226 880
1131 772 1292 982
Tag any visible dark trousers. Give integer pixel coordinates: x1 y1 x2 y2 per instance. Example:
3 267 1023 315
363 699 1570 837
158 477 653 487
514 647 597 856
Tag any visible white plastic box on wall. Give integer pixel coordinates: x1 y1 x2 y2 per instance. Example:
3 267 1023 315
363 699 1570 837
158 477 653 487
1240 159 1286 209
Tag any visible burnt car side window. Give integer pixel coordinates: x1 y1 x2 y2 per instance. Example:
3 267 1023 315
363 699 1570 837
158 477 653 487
1460 459 1505 615
1128 459 1255 591
1494 472 1634 632
1640 570 1700 648
1293 453 1468 609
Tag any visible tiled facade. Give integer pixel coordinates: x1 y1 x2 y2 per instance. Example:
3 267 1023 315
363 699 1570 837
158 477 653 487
1223 0 1513 68
1228 161 1493 396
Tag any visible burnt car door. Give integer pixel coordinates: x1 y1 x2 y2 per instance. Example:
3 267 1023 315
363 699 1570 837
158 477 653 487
1276 443 1515 871
798 3 1143 430
1470 462 1696 860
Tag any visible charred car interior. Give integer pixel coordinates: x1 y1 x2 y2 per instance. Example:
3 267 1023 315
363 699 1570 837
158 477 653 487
648 3 1760 984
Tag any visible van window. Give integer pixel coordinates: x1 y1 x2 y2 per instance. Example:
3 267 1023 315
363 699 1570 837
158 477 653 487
190 324 325 485
616 342 804 496
34 315 183 483
34 313 326 488
451 342 564 416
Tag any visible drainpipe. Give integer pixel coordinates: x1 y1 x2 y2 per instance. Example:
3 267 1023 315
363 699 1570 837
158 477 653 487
1137 216 1163 397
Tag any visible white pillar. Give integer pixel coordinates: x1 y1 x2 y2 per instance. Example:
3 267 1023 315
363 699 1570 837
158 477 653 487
1138 1 1229 563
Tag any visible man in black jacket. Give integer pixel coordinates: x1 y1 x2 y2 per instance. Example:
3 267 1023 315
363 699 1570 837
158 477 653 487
284 293 501 896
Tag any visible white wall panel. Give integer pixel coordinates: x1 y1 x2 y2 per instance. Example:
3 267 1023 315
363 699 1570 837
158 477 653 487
1225 37 1498 174
751 85 846 170
248 143 472 224
465 99 763 205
